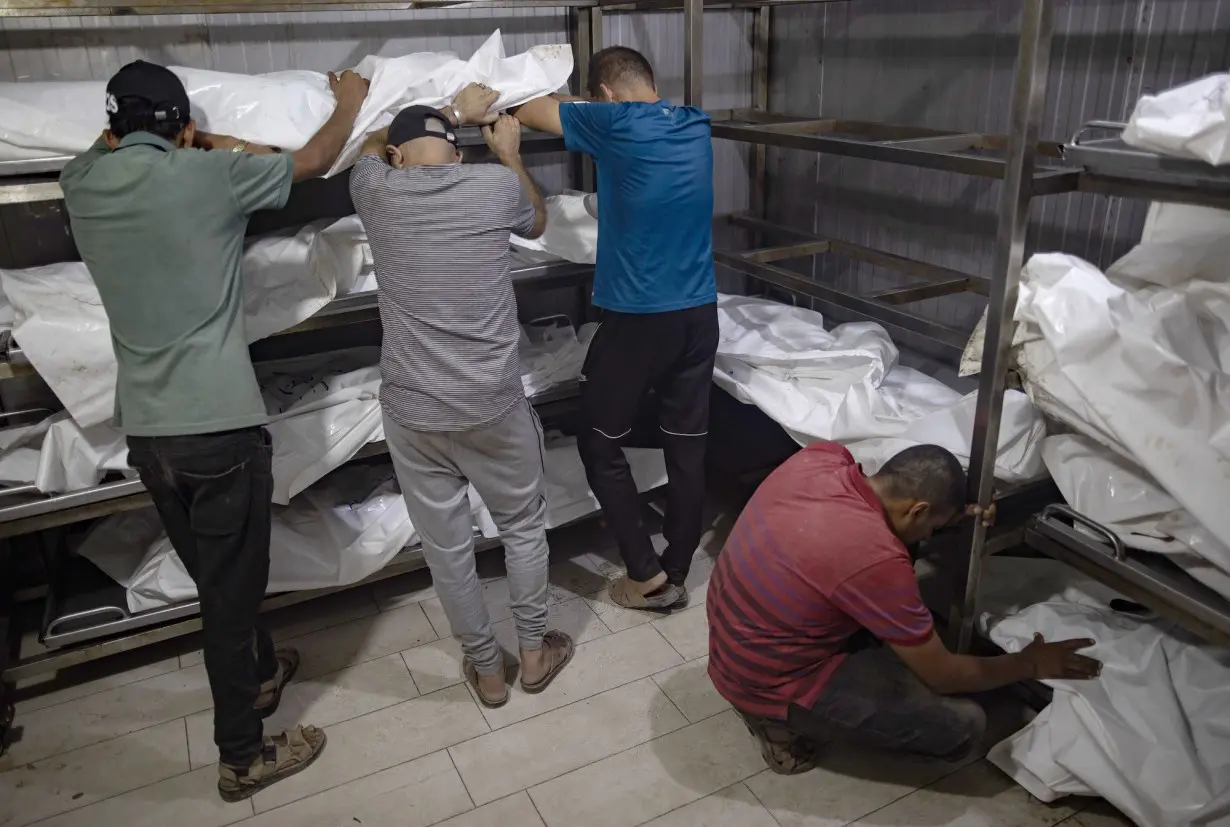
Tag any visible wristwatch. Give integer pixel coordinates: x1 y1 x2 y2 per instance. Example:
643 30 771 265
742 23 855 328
231 140 248 153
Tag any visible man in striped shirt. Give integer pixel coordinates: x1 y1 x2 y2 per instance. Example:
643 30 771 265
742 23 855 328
707 442 1101 772
350 96 573 709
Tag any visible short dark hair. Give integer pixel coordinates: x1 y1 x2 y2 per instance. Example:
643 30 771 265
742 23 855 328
875 445 966 515
109 96 188 141
588 46 655 97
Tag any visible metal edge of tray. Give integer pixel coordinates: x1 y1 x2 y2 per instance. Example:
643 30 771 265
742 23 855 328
1065 139 1230 188
0 380 583 535
1025 511 1230 650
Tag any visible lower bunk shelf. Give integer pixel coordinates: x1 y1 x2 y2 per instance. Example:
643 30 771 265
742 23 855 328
1024 504 1230 650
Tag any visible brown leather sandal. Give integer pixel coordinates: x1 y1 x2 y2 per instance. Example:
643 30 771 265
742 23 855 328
738 711 818 776
253 647 300 719
520 630 575 695
464 659 510 709
608 576 687 613
217 725 327 802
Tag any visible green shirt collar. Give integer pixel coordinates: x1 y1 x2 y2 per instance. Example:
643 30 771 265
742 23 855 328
117 132 177 152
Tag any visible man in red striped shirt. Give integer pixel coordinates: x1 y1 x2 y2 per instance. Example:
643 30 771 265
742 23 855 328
707 441 1101 773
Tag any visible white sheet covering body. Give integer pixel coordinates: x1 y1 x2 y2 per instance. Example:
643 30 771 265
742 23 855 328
78 438 667 612
0 218 351 428
0 324 591 501
1123 73 1230 165
510 193 599 264
0 32 571 177
712 293 1046 481
959 201 1230 591
986 597 1230 827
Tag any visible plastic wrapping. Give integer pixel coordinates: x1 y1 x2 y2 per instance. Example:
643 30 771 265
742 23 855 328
510 193 600 264
960 201 1230 589
711 293 1047 481
0 218 353 428
0 31 572 178
1122 73 1230 165
78 437 668 612
987 599 1230 827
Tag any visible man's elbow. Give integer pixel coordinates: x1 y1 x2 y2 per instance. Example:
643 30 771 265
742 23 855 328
524 214 547 240
292 147 330 182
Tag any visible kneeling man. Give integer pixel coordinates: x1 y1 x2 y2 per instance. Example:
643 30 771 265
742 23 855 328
707 442 1101 772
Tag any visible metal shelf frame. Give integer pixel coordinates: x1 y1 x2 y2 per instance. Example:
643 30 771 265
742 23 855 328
680 0 1230 653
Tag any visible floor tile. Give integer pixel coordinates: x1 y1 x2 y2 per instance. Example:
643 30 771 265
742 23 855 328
431 791 545 827
186 653 420 769
241 750 472 827
1066 800 1136 827
528 710 765 827
370 568 438 612
651 603 710 661
746 748 959 827
651 656 730 722
475 624 683 730
401 639 468 696
4 665 213 765
492 596 612 652
450 678 688 805
284 601 438 682
0 719 189 827
16 657 182 715
251 684 488 813
179 589 382 669
31 765 253 827
641 782 779 827
851 760 1079 827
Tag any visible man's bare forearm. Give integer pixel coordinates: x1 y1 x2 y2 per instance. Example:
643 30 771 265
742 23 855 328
503 153 547 239
928 652 1034 696
509 96 564 137
291 99 364 182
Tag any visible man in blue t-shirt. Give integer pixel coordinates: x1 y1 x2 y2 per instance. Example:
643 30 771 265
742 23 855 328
512 47 717 611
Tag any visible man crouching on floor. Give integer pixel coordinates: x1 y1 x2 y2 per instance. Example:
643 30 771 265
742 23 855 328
350 90 573 709
707 442 1102 773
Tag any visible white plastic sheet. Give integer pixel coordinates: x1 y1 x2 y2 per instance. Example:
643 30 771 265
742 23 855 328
0 218 352 428
0 31 572 177
712 293 1047 481
1123 73 1230 165
79 438 667 612
960 201 1230 587
510 193 599 264
987 599 1230 827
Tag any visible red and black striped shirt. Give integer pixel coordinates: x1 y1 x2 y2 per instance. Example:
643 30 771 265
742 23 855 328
706 442 934 720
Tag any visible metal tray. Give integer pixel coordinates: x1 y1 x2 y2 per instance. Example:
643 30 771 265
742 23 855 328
1065 120 1230 191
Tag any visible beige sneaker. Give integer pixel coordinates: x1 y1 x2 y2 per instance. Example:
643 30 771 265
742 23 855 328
217 725 327 802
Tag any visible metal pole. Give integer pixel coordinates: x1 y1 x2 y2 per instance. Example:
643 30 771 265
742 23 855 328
954 0 1053 653
749 5 770 217
684 0 703 107
571 7 602 192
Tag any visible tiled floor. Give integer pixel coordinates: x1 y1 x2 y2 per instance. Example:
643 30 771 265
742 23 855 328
0 515 1135 827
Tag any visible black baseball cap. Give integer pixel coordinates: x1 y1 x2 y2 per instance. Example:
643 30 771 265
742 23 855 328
105 60 191 125
388 105 457 148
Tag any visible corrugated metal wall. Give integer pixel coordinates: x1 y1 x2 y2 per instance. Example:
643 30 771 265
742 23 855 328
765 0 1230 332
0 7 754 269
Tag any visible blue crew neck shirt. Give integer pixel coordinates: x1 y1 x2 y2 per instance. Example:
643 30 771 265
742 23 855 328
559 100 716 314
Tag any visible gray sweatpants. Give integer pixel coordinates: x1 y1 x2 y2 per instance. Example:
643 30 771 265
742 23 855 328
383 397 550 675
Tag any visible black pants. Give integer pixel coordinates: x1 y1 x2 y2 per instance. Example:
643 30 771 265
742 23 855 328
786 641 986 762
126 427 277 767
577 303 719 585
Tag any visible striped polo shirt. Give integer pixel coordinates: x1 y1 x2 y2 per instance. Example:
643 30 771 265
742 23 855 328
350 157 537 431
706 442 935 720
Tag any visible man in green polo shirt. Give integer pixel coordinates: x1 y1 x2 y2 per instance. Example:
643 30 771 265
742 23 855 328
58 60 367 802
